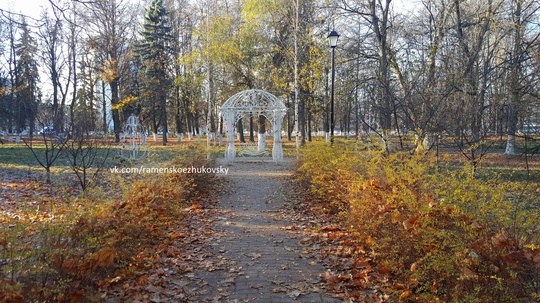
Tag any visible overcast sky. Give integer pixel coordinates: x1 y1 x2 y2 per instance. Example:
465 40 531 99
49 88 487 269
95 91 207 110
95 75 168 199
0 0 48 20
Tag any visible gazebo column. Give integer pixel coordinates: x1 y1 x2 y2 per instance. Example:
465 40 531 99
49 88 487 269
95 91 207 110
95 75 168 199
224 112 236 163
272 112 284 163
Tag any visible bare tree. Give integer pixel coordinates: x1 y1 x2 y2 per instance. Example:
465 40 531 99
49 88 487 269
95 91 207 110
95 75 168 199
64 134 112 192
333 0 397 151
38 10 71 133
169 0 193 142
504 0 540 154
23 125 65 184
81 0 138 142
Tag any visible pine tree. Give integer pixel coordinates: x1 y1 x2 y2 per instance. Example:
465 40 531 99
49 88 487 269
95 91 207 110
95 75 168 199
138 0 172 145
15 18 40 135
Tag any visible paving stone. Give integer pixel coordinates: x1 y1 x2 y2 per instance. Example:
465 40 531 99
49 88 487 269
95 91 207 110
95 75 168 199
191 158 340 302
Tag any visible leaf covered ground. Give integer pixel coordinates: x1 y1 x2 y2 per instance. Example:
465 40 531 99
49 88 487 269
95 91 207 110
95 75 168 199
1 145 377 302
2 141 539 302
101 158 360 302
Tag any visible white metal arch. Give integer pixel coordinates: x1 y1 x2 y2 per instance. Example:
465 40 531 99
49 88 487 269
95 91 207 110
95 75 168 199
220 89 287 163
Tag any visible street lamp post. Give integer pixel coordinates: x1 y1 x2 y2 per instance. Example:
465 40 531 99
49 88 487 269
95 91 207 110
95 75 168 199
328 30 339 145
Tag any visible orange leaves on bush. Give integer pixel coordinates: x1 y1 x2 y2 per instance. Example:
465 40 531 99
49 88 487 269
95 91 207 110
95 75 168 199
377 266 390 275
52 246 117 279
299 143 540 302
355 257 371 268
90 247 117 270
524 247 540 267
402 215 421 231
399 290 412 301
0 279 24 303
491 229 516 250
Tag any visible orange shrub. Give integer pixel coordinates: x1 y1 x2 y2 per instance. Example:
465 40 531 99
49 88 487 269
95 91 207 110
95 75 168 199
298 141 540 302
0 149 216 302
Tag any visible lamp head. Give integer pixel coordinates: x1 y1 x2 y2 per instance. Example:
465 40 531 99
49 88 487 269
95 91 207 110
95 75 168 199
328 30 339 48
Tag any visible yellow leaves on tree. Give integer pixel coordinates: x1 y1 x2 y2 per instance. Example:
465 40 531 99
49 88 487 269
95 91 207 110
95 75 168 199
100 59 119 82
111 96 138 111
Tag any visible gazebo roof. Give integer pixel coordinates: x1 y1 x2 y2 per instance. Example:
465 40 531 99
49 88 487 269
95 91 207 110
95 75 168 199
220 89 287 112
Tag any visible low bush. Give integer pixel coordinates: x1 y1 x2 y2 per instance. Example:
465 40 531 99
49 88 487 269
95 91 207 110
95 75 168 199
297 140 540 302
0 148 215 302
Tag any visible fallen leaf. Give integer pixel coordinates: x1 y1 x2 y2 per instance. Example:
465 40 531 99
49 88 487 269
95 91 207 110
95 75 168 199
272 287 288 293
288 290 302 299
245 252 262 259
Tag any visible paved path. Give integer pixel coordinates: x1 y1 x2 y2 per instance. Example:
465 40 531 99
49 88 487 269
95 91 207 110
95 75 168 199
192 158 339 302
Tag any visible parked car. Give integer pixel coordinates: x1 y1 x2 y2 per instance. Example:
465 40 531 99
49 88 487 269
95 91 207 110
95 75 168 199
39 126 56 137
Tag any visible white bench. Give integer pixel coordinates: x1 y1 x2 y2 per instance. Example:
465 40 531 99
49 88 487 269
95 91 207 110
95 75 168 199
238 143 269 157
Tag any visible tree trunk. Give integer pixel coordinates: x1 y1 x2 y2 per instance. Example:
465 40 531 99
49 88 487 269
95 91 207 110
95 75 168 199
238 118 245 143
102 81 107 134
299 90 306 146
504 0 524 155
110 80 121 142
258 115 266 151
175 85 183 141
249 115 255 142
160 94 167 146
371 0 393 131
307 106 312 142
287 95 292 141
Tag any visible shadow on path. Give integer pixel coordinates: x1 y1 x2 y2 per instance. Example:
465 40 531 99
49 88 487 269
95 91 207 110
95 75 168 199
192 158 340 302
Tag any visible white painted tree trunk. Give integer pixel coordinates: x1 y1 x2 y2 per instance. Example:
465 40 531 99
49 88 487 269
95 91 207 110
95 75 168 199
382 132 393 153
505 134 516 155
414 133 434 153
258 133 266 151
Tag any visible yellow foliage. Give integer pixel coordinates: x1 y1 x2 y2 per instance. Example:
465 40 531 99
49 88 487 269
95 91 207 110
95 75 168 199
100 59 119 82
111 96 137 111
297 140 539 302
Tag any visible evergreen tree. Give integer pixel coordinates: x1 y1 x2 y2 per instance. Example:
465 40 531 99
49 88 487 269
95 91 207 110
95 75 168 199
15 18 40 135
138 0 172 145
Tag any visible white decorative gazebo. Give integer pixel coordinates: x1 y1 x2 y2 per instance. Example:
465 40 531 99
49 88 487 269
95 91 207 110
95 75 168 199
220 89 287 163
120 114 147 159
